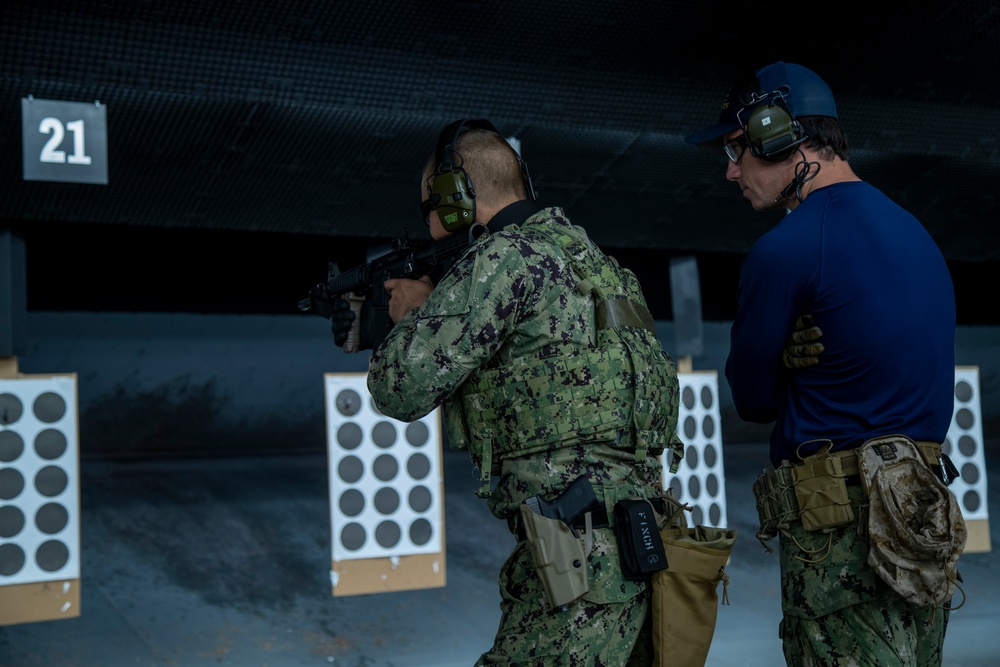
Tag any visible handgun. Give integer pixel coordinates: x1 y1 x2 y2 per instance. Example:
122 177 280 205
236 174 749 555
523 475 603 536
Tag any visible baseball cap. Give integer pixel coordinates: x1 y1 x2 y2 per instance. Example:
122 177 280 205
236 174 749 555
685 61 838 148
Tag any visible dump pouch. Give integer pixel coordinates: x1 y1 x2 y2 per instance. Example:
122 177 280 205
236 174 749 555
652 494 738 667
518 503 590 609
856 434 967 607
790 445 854 532
613 499 668 580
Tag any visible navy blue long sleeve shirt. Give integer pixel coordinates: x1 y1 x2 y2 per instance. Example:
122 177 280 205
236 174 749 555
725 181 956 467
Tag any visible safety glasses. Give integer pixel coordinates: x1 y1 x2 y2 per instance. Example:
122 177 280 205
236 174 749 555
723 134 749 164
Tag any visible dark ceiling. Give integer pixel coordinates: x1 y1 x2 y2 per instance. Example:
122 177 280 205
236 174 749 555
2 1 998 321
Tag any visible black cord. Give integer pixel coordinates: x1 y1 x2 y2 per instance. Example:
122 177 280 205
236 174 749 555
777 150 820 202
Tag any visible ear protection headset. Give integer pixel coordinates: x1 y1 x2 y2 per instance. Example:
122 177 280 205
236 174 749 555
735 72 807 162
428 118 536 232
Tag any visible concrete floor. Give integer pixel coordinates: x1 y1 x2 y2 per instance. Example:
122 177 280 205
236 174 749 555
0 441 997 667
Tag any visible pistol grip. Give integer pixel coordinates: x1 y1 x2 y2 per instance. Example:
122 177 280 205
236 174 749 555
342 294 366 354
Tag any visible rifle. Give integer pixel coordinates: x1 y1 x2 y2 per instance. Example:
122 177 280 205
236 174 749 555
299 229 478 353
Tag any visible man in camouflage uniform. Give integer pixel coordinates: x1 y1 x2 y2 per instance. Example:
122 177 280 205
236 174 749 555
336 119 683 665
685 62 960 665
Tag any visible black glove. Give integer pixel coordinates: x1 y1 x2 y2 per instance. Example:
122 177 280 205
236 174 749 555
782 315 824 369
329 296 356 348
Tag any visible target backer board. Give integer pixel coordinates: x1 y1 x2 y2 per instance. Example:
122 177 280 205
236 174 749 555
0 362 81 625
325 373 445 596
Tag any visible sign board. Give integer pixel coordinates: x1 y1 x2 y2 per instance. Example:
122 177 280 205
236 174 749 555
21 97 108 185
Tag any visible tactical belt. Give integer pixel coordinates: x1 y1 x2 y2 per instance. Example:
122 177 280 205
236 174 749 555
811 440 943 480
509 496 667 541
753 440 944 546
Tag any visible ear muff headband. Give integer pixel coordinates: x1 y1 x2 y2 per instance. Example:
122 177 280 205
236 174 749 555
429 119 536 233
736 74 807 162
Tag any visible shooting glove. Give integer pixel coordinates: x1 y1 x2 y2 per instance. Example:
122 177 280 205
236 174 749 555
782 315 824 369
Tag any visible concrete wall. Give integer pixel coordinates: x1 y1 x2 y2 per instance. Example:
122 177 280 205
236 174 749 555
10 313 999 458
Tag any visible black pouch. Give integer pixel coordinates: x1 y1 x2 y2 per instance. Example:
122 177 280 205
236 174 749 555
614 499 668 580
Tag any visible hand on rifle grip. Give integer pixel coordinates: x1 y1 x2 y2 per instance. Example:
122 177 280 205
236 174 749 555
329 296 356 347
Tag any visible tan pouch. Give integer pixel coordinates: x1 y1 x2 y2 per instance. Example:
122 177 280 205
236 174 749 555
752 464 798 545
857 434 967 607
791 443 854 532
652 495 738 667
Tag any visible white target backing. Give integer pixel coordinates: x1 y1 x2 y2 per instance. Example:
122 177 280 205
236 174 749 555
946 366 991 552
666 371 728 528
0 372 81 625
0 377 80 585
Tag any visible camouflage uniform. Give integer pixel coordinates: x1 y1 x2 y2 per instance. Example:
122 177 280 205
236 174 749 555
368 205 682 666
778 485 949 666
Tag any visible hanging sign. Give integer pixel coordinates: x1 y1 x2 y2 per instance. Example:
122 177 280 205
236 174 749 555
21 97 108 185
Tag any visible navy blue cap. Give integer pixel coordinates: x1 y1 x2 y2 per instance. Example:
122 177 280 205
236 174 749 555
685 61 838 147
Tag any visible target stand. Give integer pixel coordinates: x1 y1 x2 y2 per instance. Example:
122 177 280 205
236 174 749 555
0 357 81 625
325 373 445 596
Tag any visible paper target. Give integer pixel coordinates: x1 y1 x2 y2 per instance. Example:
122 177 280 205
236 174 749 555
946 367 989 523
325 374 443 562
0 376 80 586
666 371 728 528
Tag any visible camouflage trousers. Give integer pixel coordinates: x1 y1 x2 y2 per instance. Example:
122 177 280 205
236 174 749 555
778 485 949 666
476 527 652 667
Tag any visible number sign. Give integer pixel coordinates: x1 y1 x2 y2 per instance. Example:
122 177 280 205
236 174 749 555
21 98 108 185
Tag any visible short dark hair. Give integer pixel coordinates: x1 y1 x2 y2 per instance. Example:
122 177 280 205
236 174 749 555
800 116 849 161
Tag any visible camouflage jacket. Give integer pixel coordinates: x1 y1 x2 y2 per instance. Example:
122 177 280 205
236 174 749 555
368 205 681 520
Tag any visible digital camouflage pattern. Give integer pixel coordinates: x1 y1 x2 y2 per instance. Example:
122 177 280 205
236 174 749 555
368 206 681 665
482 527 654 667
778 484 950 666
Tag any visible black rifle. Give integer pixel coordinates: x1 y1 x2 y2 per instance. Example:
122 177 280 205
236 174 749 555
299 229 478 353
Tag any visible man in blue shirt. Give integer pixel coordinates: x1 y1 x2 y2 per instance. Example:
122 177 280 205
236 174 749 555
686 61 960 666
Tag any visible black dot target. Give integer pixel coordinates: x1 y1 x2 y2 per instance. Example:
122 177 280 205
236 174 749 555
0 377 79 586
666 372 729 528
325 374 442 561
945 368 989 524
